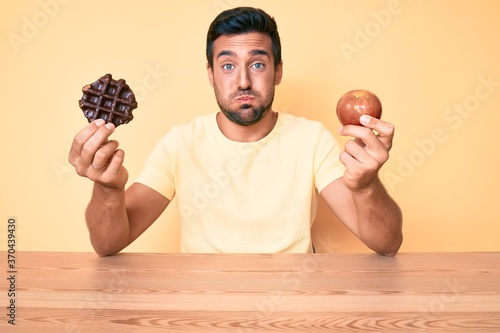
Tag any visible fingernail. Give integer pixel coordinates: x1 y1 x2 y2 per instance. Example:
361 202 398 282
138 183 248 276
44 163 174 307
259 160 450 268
94 119 105 126
360 115 370 124
338 126 344 134
105 122 115 130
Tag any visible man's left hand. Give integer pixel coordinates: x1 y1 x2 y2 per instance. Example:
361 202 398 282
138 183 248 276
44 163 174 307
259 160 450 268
338 114 395 191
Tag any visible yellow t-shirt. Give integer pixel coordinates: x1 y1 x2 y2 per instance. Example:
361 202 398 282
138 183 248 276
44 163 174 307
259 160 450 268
135 112 345 253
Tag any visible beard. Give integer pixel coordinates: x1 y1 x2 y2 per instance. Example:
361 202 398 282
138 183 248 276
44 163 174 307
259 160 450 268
214 87 275 126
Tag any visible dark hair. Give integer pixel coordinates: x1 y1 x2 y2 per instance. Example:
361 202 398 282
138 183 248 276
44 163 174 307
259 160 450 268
206 7 281 69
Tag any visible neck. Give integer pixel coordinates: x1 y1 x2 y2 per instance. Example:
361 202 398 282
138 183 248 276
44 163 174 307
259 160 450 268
217 111 278 142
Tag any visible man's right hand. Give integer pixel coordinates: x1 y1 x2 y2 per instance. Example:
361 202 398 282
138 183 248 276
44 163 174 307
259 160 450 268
68 119 128 190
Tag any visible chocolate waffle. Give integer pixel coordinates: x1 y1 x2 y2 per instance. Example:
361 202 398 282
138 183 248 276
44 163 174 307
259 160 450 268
79 74 138 127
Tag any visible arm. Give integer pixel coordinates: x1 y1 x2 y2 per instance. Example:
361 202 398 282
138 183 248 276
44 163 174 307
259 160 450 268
321 115 403 256
69 120 169 256
84 182 169 257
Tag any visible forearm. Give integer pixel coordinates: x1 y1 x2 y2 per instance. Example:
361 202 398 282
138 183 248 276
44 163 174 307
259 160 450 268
352 177 403 256
85 183 130 256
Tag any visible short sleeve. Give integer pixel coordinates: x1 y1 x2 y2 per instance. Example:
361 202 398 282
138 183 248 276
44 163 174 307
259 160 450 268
313 125 346 192
134 128 178 200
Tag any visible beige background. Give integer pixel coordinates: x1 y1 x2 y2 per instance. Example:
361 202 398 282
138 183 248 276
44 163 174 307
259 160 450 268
1 0 499 253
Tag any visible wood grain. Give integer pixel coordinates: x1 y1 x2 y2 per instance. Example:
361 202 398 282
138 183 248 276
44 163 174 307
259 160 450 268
1 252 499 332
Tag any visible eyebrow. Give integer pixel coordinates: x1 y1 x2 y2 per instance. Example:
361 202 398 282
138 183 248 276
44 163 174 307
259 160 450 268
250 49 270 57
216 49 270 59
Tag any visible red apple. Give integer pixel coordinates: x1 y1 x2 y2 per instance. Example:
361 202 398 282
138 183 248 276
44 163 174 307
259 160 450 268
336 89 382 126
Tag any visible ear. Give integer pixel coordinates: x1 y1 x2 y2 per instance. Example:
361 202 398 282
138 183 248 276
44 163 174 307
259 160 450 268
274 60 283 85
207 62 214 87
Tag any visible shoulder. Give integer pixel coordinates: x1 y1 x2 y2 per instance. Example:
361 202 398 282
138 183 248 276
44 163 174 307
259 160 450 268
278 112 331 136
158 113 216 142
146 113 217 163
277 113 341 154
174 113 216 132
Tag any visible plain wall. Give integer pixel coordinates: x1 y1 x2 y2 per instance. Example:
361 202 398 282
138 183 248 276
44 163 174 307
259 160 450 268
1 0 499 253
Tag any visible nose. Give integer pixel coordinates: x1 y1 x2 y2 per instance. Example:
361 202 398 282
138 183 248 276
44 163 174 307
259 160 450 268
237 67 251 90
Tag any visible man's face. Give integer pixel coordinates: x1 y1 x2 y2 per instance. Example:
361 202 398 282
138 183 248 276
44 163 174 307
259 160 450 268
207 32 283 126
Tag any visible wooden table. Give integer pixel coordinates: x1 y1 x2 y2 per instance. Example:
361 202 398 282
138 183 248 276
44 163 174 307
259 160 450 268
1 252 499 332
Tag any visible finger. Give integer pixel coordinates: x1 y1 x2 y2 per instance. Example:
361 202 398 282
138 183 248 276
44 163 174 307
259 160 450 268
340 118 394 151
344 139 387 170
353 137 366 148
339 150 357 171
92 149 126 187
359 115 395 148
78 122 116 168
340 125 385 154
339 150 378 191
344 139 370 164
91 140 120 169
68 119 106 165
105 149 125 176
339 115 394 137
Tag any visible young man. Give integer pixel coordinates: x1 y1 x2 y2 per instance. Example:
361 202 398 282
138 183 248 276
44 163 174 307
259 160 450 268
69 7 402 256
